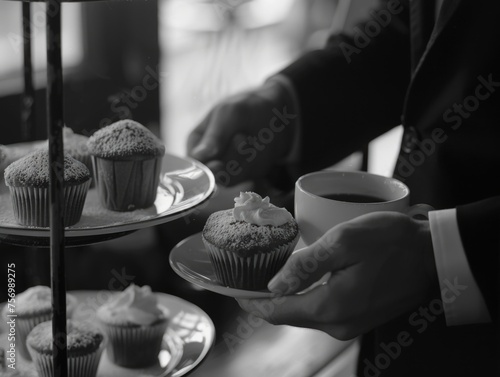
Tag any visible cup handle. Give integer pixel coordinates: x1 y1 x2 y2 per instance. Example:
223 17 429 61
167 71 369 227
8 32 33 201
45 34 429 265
406 203 434 220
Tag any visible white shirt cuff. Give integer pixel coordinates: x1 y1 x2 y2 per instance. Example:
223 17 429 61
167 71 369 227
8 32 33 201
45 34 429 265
429 208 491 326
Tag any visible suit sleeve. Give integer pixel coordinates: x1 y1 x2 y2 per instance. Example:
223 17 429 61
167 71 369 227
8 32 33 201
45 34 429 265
277 0 412 174
456 196 500 322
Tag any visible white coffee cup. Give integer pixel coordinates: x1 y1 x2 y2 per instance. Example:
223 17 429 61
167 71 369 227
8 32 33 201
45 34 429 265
295 170 432 246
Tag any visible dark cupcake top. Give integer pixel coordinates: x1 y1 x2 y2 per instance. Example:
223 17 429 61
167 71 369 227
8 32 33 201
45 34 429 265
4 149 90 188
62 126 90 156
87 120 165 160
27 320 104 356
40 127 89 155
203 209 298 257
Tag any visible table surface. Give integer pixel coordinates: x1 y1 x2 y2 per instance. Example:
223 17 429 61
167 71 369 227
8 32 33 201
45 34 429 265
187 322 357 377
0 288 357 377
0 190 359 377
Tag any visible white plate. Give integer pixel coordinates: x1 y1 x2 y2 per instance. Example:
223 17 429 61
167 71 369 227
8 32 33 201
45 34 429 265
0 144 215 247
169 232 275 299
0 291 216 377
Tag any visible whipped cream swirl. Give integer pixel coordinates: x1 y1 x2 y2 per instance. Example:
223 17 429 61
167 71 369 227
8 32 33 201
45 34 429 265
102 284 166 326
233 192 293 226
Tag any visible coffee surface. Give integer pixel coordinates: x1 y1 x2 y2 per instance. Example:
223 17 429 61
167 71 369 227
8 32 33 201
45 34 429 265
322 193 386 203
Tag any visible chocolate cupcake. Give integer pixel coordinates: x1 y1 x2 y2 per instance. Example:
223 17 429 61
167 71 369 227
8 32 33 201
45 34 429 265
87 120 165 211
27 319 105 377
96 284 169 368
202 192 299 290
2 285 77 361
4 149 91 227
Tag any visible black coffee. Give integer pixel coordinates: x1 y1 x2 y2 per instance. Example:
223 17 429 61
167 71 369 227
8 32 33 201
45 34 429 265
322 193 386 203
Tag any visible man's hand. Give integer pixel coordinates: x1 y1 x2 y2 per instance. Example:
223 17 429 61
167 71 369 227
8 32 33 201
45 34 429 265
187 80 298 187
237 211 438 340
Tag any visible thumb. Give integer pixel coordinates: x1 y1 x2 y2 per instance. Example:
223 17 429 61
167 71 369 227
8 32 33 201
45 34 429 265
266 248 331 295
268 226 350 295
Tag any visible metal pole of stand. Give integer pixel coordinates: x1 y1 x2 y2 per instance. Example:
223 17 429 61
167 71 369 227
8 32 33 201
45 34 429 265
22 2 35 141
46 1 67 376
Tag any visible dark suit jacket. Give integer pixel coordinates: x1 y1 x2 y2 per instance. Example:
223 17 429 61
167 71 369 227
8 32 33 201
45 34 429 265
278 0 500 375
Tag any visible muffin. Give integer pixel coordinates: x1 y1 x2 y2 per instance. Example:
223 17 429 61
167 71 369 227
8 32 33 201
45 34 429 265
0 144 7 171
87 119 165 211
202 192 299 290
27 319 105 377
0 145 8 192
61 126 94 184
1 144 40 178
39 126 93 178
4 148 91 227
2 285 77 361
96 284 169 368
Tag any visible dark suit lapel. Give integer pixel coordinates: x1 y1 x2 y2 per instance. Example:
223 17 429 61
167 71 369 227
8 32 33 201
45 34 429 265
432 0 461 38
410 0 462 76
409 0 436 72
402 1 463 131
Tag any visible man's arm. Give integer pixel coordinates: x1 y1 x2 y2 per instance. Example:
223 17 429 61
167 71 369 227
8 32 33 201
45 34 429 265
430 209 492 326
277 0 412 173
456 196 500 321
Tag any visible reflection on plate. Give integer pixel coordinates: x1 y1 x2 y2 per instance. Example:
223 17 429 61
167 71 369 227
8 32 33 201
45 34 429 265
0 144 215 247
0 291 215 377
169 232 275 299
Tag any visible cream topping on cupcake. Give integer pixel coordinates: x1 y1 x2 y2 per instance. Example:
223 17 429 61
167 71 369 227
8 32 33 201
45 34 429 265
87 120 165 160
233 192 294 226
97 284 167 326
14 285 77 317
4 148 90 188
16 286 53 314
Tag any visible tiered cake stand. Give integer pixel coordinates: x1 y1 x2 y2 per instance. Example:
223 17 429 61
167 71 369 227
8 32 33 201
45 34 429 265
0 2 216 376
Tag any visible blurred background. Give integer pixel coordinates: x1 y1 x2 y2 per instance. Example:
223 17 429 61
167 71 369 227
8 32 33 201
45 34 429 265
0 1 403 376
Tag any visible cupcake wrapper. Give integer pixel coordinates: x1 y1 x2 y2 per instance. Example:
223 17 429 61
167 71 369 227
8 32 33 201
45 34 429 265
91 156 162 211
28 341 105 377
203 235 300 290
8 180 91 227
70 154 94 187
15 294 77 361
99 319 168 368
16 313 52 361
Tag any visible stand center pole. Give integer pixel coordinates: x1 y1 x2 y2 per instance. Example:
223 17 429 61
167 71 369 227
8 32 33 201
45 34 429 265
22 2 35 140
46 1 67 376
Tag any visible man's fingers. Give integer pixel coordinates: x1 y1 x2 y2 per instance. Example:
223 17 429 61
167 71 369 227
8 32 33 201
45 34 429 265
267 226 352 295
186 121 207 158
189 105 241 162
266 246 332 295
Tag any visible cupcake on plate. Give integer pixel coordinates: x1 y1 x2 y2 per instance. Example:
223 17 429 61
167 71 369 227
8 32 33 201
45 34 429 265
202 192 300 290
27 319 105 377
4 148 91 227
0 144 7 171
39 126 93 179
2 285 77 361
87 119 165 211
96 284 169 368
61 126 94 184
